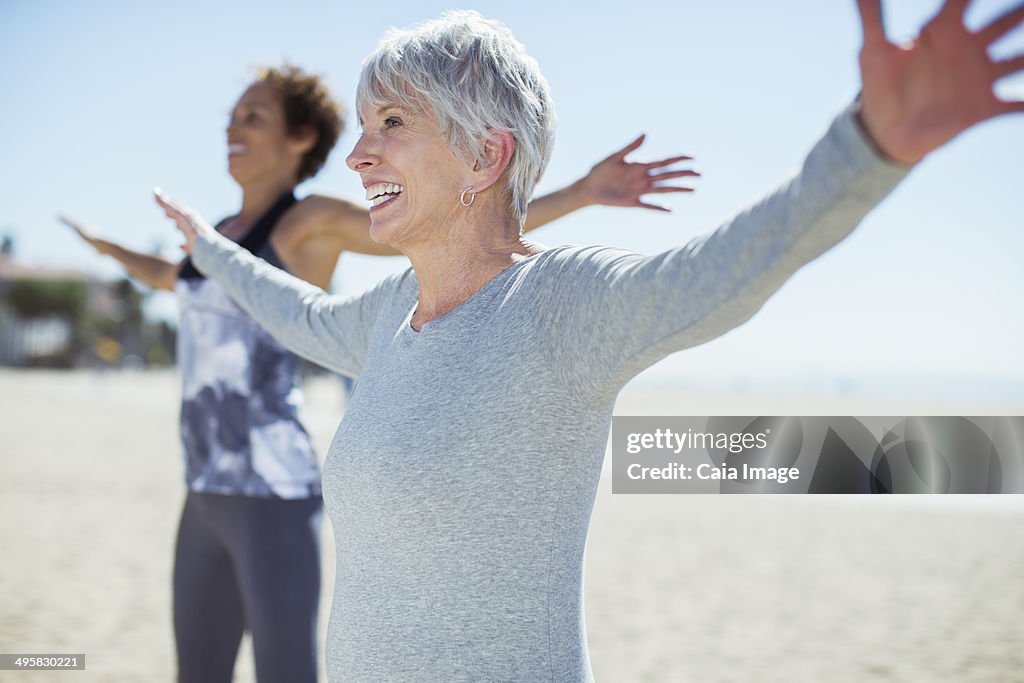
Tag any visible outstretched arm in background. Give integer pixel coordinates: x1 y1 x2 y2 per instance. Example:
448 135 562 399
63 136 697 294
522 136 699 231
308 135 698 259
59 215 181 291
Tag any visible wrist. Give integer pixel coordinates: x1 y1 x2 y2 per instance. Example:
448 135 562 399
854 95 919 168
569 177 596 208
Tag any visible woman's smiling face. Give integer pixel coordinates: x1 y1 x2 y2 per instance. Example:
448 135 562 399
226 83 307 186
347 100 472 249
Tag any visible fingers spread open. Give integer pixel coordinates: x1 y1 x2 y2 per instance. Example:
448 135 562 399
979 3 1024 46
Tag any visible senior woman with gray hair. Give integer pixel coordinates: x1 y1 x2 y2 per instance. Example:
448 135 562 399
158 3 1024 680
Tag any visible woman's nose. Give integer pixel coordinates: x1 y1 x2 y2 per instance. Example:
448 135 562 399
346 134 378 172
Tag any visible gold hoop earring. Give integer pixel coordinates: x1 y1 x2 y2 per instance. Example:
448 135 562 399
460 186 476 207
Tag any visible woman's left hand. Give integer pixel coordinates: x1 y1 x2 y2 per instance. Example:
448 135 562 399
857 0 1024 166
154 189 215 255
576 135 700 213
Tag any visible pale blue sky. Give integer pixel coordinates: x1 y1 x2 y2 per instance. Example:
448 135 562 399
2 0 1022 398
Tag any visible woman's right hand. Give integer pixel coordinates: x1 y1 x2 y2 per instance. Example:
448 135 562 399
154 188 214 255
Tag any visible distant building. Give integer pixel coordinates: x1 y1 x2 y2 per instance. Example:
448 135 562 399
0 251 157 367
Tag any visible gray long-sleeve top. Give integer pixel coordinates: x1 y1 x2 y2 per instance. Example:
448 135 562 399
192 102 908 682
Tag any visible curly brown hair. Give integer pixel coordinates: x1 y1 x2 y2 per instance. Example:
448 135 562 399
256 64 345 183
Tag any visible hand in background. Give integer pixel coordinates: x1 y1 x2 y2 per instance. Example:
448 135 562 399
576 135 699 213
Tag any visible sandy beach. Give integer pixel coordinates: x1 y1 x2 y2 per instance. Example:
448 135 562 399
2 369 1022 682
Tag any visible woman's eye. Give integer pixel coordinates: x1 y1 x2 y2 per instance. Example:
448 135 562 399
384 117 401 128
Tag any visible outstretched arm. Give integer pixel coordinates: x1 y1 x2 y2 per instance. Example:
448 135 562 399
550 0 1024 395
523 136 698 232
59 215 182 291
154 190 377 376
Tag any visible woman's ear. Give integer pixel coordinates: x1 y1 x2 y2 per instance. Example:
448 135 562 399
471 130 515 192
289 126 319 155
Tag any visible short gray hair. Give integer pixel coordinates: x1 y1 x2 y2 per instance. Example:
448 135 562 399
356 10 557 223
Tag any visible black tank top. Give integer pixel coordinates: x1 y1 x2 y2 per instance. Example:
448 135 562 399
178 191 297 280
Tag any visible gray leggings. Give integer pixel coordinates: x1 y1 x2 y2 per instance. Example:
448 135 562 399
173 491 323 682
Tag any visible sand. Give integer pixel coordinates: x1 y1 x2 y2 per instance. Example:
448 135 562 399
1 369 1022 682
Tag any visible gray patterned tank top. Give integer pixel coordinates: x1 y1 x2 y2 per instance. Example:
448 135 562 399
175 192 321 499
